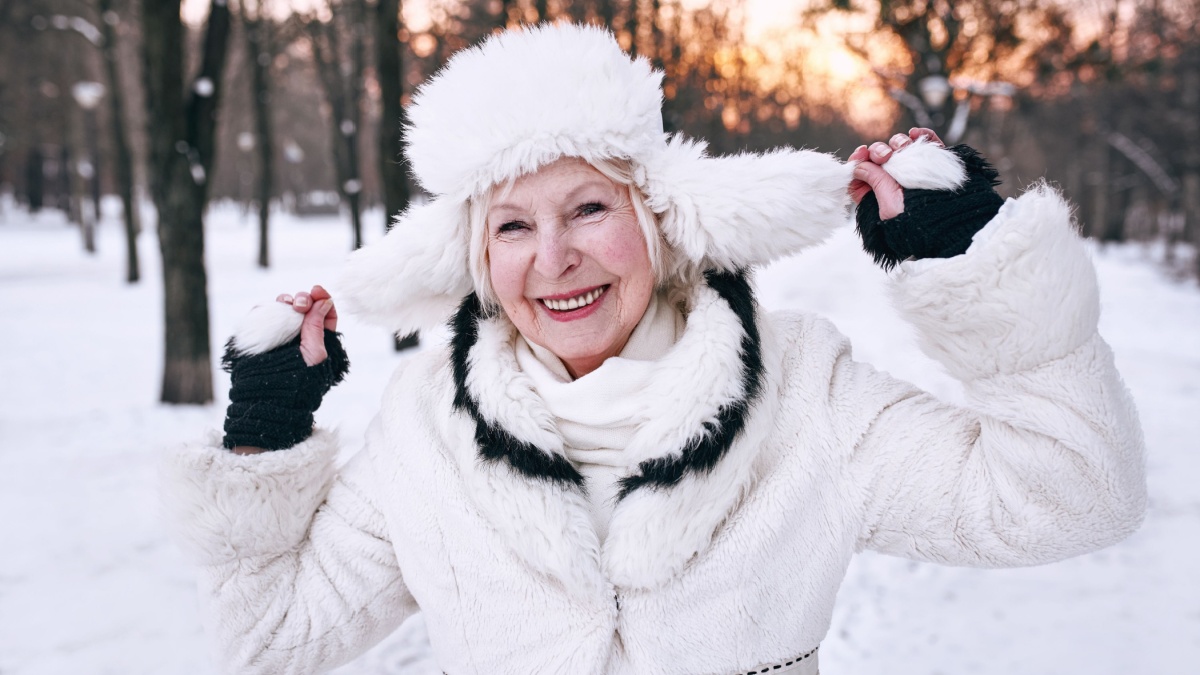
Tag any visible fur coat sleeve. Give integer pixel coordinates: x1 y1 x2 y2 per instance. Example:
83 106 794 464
835 184 1147 565
159 420 418 675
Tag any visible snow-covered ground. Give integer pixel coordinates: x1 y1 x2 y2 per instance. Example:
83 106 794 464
1 201 1196 675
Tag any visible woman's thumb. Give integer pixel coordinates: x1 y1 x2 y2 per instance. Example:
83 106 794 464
299 300 332 366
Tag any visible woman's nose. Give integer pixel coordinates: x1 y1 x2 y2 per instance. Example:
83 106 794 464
533 228 580 278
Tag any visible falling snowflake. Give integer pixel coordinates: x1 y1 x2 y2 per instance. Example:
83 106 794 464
193 78 214 97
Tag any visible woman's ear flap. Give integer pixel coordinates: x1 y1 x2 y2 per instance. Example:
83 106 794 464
337 197 474 336
642 136 854 271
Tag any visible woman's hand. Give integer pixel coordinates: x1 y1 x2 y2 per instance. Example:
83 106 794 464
848 128 945 219
226 284 350 455
277 285 339 366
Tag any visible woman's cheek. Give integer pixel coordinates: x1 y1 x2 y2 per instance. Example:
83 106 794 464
487 242 532 304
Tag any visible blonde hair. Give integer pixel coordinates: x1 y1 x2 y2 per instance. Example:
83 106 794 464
467 157 671 309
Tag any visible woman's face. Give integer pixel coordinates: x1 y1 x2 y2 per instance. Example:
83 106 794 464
486 157 655 379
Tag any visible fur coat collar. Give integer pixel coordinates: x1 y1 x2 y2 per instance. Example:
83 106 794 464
445 269 781 593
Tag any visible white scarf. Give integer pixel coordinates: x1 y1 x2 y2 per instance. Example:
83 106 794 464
514 291 685 541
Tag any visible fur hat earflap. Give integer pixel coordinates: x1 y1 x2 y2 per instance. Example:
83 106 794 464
339 23 856 335
338 197 473 336
643 135 853 271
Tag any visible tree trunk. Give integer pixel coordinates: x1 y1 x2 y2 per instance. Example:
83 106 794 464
376 0 420 351
627 0 639 56
1085 137 1110 241
244 0 275 268
308 9 364 250
376 0 409 234
346 0 367 250
26 145 44 212
60 144 81 224
599 0 616 28
1181 171 1200 276
98 0 140 283
142 0 232 404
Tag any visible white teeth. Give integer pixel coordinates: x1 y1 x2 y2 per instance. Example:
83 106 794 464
544 287 604 311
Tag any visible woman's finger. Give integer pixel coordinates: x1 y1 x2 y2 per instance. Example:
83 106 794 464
888 133 913 152
868 141 893 164
276 293 294 304
323 299 338 332
849 178 872 205
848 146 873 204
305 285 337 331
293 291 312 313
909 127 945 147
852 161 905 219
298 298 332 366
309 284 331 302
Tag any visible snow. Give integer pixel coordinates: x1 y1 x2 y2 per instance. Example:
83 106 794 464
193 77 214 98
1 200 1197 674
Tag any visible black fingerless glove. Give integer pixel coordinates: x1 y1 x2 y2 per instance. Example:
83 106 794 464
856 144 1004 270
221 330 350 451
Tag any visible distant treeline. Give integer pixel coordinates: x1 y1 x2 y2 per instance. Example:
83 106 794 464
1 0 1198 277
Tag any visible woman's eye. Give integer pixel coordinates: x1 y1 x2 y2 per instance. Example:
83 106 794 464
497 221 527 234
577 202 605 217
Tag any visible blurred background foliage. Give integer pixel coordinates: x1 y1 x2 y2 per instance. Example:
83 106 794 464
1 0 1197 402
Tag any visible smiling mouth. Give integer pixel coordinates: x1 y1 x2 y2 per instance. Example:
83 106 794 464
539 285 609 312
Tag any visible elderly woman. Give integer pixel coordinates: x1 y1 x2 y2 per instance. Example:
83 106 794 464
163 23 1145 675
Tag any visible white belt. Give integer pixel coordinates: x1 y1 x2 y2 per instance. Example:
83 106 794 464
731 646 819 675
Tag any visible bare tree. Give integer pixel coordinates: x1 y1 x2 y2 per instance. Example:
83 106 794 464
97 0 140 283
376 0 418 349
142 0 233 404
239 0 275 268
306 1 368 250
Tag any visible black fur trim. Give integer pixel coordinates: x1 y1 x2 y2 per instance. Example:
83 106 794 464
448 272 764 499
449 294 586 488
616 269 764 499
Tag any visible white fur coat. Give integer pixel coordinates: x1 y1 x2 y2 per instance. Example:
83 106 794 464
161 183 1146 675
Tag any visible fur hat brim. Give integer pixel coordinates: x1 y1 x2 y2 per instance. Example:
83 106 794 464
338 141 855 337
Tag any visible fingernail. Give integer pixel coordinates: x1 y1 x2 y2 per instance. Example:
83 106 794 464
891 133 910 146
296 296 309 306
855 145 867 154
871 144 891 157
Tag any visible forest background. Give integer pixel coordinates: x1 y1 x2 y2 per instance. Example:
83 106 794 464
1 0 1197 404
1 2 1198 673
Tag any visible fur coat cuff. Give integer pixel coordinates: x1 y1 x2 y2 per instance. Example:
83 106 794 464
159 429 340 565
889 184 1100 381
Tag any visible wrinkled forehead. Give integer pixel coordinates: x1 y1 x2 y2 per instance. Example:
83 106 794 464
486 158 623 212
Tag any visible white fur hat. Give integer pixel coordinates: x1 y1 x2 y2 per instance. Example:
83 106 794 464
339 23 855 335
